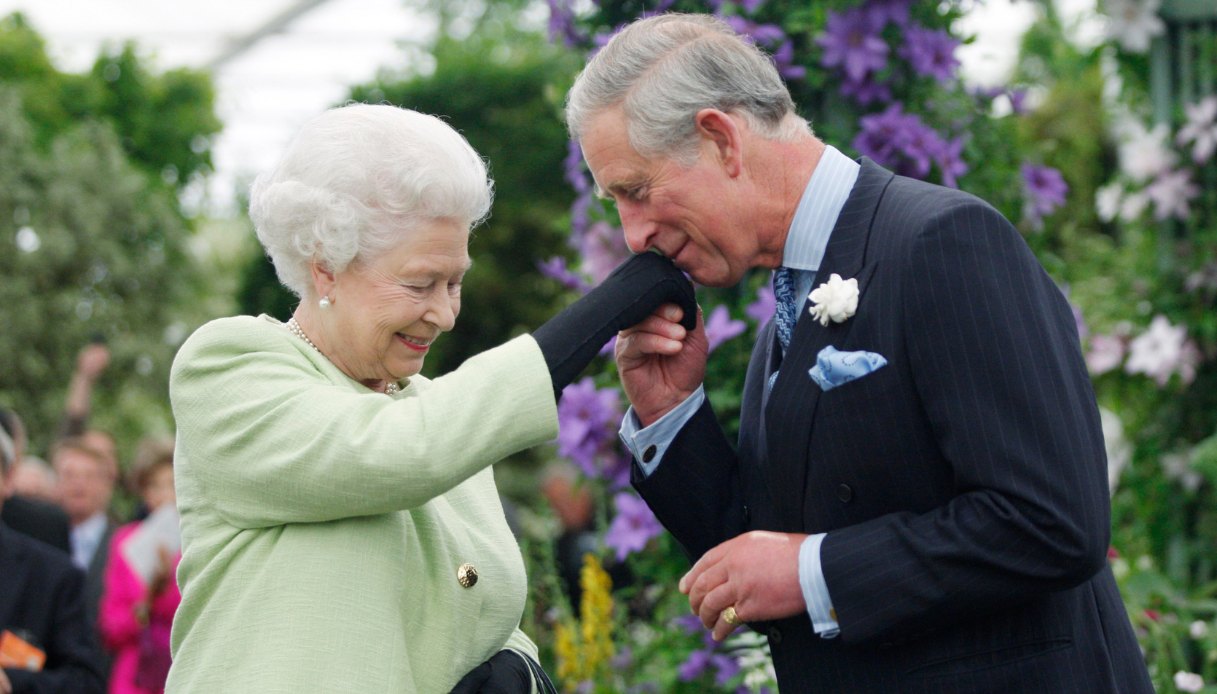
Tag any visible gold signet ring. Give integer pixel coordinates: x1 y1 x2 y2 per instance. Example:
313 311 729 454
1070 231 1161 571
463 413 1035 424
720 606 742 626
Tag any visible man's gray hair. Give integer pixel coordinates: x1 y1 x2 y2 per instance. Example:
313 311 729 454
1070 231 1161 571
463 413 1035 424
566 13 808 164
249 103 493 299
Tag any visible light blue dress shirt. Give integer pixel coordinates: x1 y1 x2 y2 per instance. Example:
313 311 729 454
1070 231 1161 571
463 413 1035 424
620 145 860 639
71 511 108 570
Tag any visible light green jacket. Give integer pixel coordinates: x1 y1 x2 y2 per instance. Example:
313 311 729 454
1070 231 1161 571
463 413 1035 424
166 315 558 693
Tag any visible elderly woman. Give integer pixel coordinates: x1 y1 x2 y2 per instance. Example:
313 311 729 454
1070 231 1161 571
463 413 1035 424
166 103 694 692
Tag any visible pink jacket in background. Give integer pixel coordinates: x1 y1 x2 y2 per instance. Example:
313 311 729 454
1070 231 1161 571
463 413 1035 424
98 521 182 694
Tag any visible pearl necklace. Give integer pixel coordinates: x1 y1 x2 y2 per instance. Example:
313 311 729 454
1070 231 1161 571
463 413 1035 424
285 317 400 395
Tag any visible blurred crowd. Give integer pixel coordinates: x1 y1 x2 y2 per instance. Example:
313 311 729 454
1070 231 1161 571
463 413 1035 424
1 342 179 694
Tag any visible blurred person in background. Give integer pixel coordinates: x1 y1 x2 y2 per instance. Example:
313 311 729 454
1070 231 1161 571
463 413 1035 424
9 457 57 504
58 341 110 441
50 437 118 671
0 408 71 555
166 103 694 692
98 437 180 694
56 341 121 486
0 418 106 694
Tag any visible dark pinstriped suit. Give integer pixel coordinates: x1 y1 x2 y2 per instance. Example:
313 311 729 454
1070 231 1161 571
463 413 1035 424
633 160 1153 692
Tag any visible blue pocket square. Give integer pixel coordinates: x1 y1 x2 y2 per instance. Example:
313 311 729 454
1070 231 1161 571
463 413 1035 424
809 345 888 392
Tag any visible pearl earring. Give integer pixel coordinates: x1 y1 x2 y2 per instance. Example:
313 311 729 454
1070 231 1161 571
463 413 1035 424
319 295 331 309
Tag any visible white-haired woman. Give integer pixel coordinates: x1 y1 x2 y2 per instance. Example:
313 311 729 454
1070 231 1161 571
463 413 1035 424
166 103 694 693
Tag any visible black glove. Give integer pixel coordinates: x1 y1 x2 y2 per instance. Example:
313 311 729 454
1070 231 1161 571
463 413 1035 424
533 252 697 399
449 650 558 694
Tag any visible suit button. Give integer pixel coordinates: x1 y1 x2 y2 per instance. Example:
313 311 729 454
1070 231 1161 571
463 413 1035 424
742 504 751 526
837 484 854 503
768 626 783 645
641 445 657 463
457 563 478 588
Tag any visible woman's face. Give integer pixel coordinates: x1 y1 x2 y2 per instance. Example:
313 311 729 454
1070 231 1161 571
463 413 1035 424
141 463 176 512
323 218 470 387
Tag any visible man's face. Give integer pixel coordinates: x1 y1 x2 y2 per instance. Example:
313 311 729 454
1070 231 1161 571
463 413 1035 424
580 107 758 287
54 448 112 524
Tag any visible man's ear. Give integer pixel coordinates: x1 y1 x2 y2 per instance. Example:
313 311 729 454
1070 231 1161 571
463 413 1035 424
694 108 743 177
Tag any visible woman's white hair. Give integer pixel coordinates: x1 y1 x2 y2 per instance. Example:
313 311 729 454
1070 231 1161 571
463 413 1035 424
566 13 809 165
249 103 493 299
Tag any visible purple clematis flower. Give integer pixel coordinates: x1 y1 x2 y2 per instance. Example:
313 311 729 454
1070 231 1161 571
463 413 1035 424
723 18 805 80
557 378 630 486
935 136 969 188
709 0 766 13
604 492 664 560
545 0 583 47
704 305 747 353
899 24 960 84
746 283 776 325
1021 163 1069 229
579 221 631 285
817 8 889 83
537 256 589 293
564 140 590 194
840 74 893 105
854 104 958 183
864 0 913 28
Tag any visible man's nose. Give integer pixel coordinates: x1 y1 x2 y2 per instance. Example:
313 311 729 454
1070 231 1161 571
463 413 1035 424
619 206 652 254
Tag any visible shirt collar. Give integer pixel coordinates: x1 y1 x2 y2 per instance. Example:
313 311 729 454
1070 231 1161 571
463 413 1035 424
781 145 860 272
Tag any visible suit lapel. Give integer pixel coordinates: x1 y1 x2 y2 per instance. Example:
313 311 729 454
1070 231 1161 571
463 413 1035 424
761 159 894 528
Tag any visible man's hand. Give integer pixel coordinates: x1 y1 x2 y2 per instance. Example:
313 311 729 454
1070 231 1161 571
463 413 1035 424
0 666 12 694
615 304 708 426
680 531 808 641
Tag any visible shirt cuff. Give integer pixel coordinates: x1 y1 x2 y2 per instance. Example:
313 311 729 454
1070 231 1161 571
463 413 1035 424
618 386 705 477
799 533 840 639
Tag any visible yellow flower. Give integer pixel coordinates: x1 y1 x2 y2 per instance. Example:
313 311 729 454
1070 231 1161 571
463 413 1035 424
555 554 616 691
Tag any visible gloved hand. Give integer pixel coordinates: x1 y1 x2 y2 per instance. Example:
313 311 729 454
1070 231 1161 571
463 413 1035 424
533 252 697 399
449 650 557 694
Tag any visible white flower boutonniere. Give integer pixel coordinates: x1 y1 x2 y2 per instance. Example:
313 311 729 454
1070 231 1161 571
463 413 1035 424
808 273 859 326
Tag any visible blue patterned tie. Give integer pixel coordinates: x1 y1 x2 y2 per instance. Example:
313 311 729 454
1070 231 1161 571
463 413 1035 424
773 266 798 353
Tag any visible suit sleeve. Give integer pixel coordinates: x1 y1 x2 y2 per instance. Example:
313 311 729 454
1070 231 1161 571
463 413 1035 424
820 200 1110 644
4 565 105 694
631 399 745 562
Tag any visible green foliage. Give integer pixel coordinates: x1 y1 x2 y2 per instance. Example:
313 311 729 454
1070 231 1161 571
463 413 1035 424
1007 3 1217 690
0 15 220 462
0 13 220 190
0 90 198 455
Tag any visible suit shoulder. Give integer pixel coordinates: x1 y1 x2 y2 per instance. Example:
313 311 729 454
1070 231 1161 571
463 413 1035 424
878 176 1016 243
1 524 80 579
885 174 994 215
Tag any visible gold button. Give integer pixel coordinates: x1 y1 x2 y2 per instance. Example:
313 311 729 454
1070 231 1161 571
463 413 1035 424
457 562 478 588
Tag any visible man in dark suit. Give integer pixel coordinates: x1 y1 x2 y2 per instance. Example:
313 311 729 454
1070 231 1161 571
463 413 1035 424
48 438 116 677
0 423 106 693
566 13 1152 692
0 410 72 555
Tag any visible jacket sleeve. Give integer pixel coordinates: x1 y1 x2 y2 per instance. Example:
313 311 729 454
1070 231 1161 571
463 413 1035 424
820 200 1110 644
169 319 558 528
